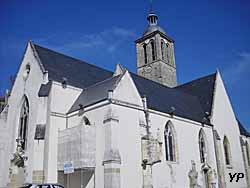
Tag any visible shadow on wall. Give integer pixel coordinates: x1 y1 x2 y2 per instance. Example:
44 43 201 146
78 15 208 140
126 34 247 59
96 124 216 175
58 169 94 188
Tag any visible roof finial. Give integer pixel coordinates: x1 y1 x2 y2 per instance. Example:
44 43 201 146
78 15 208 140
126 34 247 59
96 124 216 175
150 0 153 12
147 0 158 26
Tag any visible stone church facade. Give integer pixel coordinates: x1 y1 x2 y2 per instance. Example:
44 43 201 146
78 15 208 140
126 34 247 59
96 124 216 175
0 9 249 188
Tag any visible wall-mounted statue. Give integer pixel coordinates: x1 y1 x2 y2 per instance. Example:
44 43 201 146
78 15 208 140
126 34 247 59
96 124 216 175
188 160 201 188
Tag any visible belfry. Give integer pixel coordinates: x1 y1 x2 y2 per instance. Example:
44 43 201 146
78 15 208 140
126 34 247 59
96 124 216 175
135 9 177 87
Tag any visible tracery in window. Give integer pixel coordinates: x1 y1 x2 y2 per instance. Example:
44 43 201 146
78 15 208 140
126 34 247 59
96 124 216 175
18 96 29 150
164 121 176 161
223 136 232 165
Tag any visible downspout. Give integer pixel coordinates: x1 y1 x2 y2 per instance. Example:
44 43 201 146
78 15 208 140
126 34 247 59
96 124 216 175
142 96 153 188
142 96 150 138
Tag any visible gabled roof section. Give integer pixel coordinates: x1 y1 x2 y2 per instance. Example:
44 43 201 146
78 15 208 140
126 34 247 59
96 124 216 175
31 43 213 124
68 75 121 114
33 43 113 89
237 119 250 137
131 73 209 124
175 73 217 115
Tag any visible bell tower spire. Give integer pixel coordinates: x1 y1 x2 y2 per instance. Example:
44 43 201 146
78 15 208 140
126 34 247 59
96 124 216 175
147 11 158 26
135 7 177 87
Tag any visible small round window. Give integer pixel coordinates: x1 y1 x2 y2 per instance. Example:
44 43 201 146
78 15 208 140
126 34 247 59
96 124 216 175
25 64 30 74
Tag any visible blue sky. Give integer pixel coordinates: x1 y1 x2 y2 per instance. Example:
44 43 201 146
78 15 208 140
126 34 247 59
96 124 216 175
0 0 249 128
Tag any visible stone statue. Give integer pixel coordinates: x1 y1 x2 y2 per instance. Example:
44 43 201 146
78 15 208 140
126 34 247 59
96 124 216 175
188 161 201 188
16 141 24 155
209 169 217 188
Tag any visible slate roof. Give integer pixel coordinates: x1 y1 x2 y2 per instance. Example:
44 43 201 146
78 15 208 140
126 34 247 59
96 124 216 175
130 73 209 124
32 43 249 135
33 44 113 89
68 75 121 113
175 73 217 115
143 25 166 36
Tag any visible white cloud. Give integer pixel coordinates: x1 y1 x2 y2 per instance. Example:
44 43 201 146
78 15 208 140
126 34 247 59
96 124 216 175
36 27 136 54
222 52 250 85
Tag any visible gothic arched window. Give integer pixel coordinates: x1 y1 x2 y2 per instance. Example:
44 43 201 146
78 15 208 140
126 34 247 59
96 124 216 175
199 129 207 163
161 40 165 60
246 142 250 166
19 96 29 150
223 136 232 165
143 44 148 64
151 40 156 61
166 43 170 64
164 121 176 161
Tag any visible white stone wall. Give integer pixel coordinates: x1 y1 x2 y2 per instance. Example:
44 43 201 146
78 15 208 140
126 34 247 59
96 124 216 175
43 82 82 182
67 104 109 187
0 108 9 187
151 114 218 188
0 42 48 186
240 136 250 188
211 71 247 188
65 71 246 188
107 72 218 188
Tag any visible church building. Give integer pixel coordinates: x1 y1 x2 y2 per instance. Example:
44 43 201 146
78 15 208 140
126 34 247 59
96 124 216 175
0 8 249 188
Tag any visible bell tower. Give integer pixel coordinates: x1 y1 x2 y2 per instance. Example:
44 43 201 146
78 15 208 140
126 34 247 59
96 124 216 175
135 10 177 87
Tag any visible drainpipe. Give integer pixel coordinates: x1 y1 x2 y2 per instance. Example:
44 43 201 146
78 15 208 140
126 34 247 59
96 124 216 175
142 96 153 188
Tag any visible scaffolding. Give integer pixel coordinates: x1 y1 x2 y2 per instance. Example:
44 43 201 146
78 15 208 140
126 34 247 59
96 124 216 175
58 124 96 171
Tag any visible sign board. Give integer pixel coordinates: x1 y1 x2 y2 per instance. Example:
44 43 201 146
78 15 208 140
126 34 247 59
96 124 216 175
64 161 74 174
